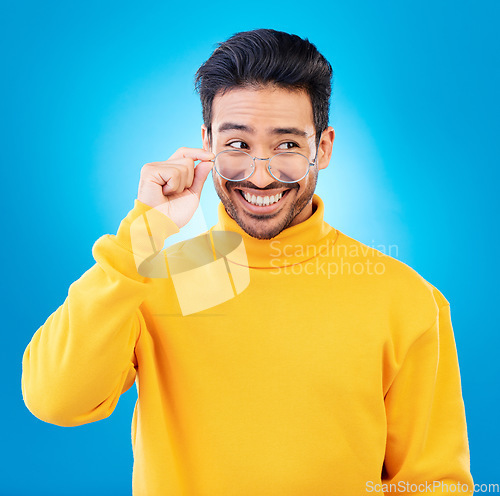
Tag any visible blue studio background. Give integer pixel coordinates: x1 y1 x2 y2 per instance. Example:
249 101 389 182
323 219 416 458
2 1 499 494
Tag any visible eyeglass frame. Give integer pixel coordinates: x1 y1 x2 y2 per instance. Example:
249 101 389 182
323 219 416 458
209 132 322 184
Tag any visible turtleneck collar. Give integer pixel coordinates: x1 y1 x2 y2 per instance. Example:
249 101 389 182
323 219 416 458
210 194 336 269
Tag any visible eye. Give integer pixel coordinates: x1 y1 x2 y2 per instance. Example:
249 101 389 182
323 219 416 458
277 141 299 150
226 141 249 149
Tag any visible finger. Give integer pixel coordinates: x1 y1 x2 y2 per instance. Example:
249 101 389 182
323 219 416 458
156 167 186 195
189 161 214 197
169 147 215 162
161 175 181 195
185 159 195 189
152 158 196 190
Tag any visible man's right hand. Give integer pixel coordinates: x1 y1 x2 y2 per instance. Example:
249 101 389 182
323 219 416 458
137 147 215 229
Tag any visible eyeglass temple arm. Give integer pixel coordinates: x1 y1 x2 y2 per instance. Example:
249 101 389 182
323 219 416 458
311 131 322 166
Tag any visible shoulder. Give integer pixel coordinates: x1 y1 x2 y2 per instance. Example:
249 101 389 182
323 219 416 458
332 229 449 327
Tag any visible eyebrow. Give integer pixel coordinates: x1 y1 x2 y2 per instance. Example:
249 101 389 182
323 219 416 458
217 122 309 138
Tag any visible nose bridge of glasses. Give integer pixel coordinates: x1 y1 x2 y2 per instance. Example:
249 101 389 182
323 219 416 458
253 156 272 165
250 156 274 185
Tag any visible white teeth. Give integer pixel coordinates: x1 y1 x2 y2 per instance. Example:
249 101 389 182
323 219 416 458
242 191 284 206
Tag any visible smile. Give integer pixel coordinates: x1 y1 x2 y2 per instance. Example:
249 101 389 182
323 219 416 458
234 188 292 209
240 191 283 206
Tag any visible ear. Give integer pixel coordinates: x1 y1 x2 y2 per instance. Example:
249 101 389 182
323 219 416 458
201 124 210 151
317 126 335 170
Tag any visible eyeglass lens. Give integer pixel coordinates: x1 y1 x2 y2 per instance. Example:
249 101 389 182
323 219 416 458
215 151 310 183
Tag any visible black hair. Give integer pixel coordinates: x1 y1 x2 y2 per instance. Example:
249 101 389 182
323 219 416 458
194 29 333 144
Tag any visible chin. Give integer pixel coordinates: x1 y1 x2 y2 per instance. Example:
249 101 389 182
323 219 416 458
213 174 317 240
240 219 290 240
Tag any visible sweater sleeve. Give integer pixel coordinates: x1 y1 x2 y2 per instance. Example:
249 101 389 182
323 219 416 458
21 200 179 427
382 301 474 495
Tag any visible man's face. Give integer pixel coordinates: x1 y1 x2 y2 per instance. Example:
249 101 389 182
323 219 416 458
202 85 334 240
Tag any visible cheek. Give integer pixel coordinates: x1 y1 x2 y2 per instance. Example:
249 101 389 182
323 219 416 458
213 172 230 196
297 175 311 191
294 169 317 195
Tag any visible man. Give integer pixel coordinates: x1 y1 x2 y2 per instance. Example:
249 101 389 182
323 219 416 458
22 29 473 495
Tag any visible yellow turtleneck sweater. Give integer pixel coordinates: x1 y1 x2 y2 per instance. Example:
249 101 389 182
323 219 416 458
22 194 473 495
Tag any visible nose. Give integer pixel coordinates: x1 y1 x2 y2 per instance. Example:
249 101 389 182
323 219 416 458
250 157 275 187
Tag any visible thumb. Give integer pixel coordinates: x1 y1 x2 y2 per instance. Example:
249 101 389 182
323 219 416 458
190 160 214 197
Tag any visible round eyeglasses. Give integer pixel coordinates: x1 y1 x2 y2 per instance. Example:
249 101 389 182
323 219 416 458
210 150 317 184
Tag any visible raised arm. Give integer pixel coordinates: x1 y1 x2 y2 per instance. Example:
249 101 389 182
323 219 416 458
21 200 179 426
21 147 214 426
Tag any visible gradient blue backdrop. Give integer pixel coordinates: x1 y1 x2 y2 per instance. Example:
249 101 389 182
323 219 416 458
2 1 499 494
